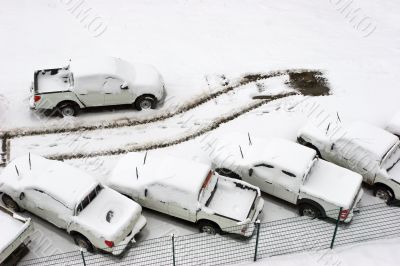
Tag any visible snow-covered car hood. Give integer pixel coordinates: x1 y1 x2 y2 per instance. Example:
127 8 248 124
301 159 363 209
74 187 142 242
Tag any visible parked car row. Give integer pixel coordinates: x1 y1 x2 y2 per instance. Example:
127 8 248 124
1 114 400 257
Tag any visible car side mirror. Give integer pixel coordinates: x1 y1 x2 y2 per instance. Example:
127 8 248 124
120 82 129 90
249 168 254 176
144 188 148 197
19 192 25 201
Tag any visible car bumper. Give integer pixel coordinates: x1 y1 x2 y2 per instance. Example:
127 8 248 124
342 189 364 223
110 215 147 256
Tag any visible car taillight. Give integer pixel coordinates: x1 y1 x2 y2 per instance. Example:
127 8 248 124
339 209 350 220
104 240 114 248
241 224 249 234
34 95 41 102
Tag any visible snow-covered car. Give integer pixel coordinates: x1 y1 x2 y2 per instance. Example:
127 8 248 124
0 205 34 265
29 56 165 116
212 135 363 222
0 154 147 255
386 111 400 138
107 153 264 237
298 121 400 204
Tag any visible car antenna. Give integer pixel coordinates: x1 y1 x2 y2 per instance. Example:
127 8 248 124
28 153 31 170
248 132 252 146
336 112 341 123
15 165 20 176
239 145 244 159
143 151 148 165
326 122 331 134
136 166 139 180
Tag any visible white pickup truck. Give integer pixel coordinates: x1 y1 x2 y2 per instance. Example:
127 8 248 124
107 153 264 236
298 121 400 205
0 154 147 255
0 205 33 265
30 57 165 116
212 135 363 222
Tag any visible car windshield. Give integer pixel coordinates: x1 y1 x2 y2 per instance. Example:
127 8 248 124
302 157 318 183
198 171 218 206
382 142 400 171
75 184 102 215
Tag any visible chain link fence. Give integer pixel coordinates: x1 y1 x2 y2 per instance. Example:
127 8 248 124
18 203 400 266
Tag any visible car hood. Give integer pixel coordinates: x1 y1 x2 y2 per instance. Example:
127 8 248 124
301 160 363 209
74 187 142 242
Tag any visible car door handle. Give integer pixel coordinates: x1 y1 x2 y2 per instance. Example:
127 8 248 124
265 181 272 184
104 93 112 94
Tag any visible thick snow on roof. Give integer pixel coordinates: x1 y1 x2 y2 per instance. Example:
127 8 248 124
215 134 316 178
301 160 363 209
108 152 211 209
69 57 122 78
342 122 398 161
0 154 98 209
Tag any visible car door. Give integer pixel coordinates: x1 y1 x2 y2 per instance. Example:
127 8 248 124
139 185 169 215
248 163 275 195
103 76 134 105
73 75 105 107
272 169 299 204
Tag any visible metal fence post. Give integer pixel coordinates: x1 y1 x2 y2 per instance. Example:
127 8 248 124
254 221 261 261
80 249 87 266
330 207 342 249
172 234 176 266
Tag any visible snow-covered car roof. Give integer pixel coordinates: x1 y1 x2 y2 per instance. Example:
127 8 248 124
342 122 399 161
108 153 211 209
0 154 98 210
215 134 316 178
68 57 161 88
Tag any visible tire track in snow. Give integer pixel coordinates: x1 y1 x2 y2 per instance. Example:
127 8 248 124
4 69 330 164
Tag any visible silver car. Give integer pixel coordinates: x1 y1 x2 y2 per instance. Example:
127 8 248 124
30 57 166 116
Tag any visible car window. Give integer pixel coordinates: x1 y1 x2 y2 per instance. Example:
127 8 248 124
254 163 274 168
281 170 296 178
76 185 102 215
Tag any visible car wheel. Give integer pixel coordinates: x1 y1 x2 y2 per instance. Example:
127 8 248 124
135 95 156 111
299 204 320 219
215 168 241 180
73 234 94 252
198 220 221 235
58 103 79 117
374 186 394 203
2 194 20 212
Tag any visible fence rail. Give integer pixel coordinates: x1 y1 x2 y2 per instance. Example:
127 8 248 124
18 203 400 266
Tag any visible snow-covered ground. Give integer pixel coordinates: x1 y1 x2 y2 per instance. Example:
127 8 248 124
1 0 400 265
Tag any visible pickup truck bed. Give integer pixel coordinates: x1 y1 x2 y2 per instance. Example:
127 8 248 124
207 178 258 221
0 206 33 265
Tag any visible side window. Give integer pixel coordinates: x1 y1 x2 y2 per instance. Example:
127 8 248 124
254 163 274 168
103 76 124 93
281 170 296 178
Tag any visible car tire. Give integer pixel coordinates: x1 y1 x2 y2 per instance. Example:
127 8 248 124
2 194 21 212
73 233 94 252
134 95 156 111
58 102 79 117
198 220 221 235
374 185 394 203
298 203 321 219
215 168 241 180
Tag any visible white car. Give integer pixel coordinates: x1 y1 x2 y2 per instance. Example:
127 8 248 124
298 121 400 204
0 154 147 255
30 56 166 116
212 135 363 222
107 153 264 237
